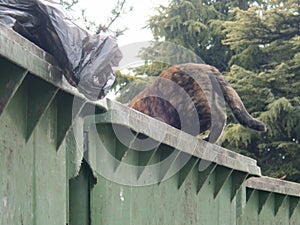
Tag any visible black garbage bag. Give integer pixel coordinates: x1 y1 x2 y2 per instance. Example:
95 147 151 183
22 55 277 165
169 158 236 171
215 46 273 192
0 0 122 100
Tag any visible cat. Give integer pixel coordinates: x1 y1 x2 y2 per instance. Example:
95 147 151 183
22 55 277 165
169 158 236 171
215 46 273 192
128 63 267 143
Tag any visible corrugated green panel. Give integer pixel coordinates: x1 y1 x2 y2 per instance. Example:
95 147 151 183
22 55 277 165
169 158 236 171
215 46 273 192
69 161 96 225
85 108 259 225
290 199 300 225
274 194 290 225
90 163 239 225
32 96 67 225
239 189 260 225
26 75 59 141
66 125 85 180
238 188 300 225
0 62 67 224
241 177 300 225
258 192 276 225
88 125 239 225
56 91 78 150
0 57 27 118
0 68 34 225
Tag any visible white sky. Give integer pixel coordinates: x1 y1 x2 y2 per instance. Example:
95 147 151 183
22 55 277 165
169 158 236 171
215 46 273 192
71 0 169 46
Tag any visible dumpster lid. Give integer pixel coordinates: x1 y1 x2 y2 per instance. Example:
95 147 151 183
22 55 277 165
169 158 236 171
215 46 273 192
84 98 261 177
246 176 300 197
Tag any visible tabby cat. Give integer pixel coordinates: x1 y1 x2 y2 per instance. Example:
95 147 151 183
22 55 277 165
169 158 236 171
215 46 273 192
129 63 266 143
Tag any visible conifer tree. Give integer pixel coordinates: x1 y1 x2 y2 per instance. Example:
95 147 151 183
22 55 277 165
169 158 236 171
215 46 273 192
221 0 300 181
146 0 242 71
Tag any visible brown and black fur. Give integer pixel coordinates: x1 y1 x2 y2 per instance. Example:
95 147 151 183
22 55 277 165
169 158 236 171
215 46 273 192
129 63 266 143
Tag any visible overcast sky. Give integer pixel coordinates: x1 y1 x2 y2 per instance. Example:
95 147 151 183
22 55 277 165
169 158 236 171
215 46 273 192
70 0 169 46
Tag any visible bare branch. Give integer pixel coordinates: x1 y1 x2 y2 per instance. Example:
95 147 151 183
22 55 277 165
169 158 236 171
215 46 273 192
60 0 79 10
96 0 133 36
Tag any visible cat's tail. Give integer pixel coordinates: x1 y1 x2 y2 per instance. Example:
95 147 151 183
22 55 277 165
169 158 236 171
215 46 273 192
211 67 267 132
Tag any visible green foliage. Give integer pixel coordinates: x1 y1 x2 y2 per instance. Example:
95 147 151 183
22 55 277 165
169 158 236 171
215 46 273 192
225 65 274 112
113 71 156 104
146 0 240 71
131 62 170 77
222 0 300 70
220 0 300 181
222 61 300 181
139 41 205 68
261 97 300 139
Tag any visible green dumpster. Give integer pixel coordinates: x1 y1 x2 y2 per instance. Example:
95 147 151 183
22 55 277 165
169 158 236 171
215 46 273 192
0 23 299 225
